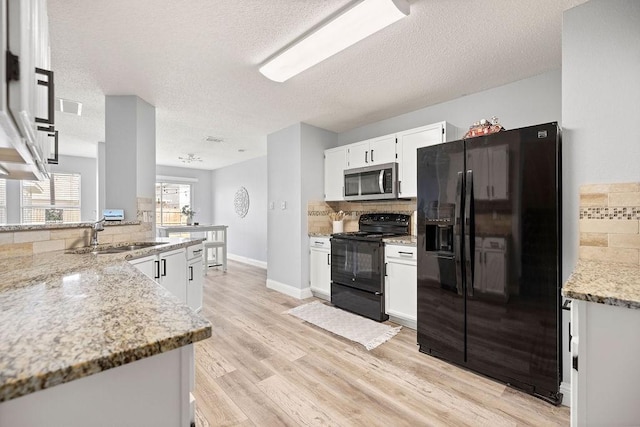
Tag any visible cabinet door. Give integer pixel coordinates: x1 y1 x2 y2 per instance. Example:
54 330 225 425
324 147 346 201
385 260 417 325
160 249 187 303
346 141 370 168
368 135 396 166
398 124 443 198
310 247 331 300
130 255 158 281
489 145 509 200
187 258 203 312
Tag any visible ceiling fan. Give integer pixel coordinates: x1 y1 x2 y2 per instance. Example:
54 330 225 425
178 153 203 163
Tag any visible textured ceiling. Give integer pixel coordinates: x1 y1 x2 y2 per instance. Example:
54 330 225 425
49 0 587 170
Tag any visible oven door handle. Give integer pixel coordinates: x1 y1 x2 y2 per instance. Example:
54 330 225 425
454 171 464 296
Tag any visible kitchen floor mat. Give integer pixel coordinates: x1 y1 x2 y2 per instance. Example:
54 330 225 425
285 301 401 350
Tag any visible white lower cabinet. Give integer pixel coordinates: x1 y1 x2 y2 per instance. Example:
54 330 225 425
570 299 640 426
384 244 417 329
309 236 331 300
130 243 203 311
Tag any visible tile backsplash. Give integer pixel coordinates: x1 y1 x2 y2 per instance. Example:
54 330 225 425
308 199 416 235
579 183 640 265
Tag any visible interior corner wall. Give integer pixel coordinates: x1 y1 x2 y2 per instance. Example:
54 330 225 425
267 124 302 289
155 165 214 225
299 123 339 290
563 0 640 287
210 156 267 264
562 1 640 421
338 69 561 145
136 98 156 201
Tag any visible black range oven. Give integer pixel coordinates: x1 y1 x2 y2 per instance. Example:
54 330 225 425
331 213 411 322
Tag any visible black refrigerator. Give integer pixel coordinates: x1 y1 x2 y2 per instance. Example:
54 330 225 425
416 122 562 404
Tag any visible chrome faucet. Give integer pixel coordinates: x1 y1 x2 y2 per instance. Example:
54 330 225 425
91 217 106 247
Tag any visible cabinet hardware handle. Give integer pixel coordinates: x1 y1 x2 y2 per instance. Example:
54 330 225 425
316 241 324 245
365 151 368 163
398 180 401 194
189 266 193 281
371 149 374 163
398 251 413 256
327 253 330 265
572 355 579 372
161 259 167 276
35 68 55 125
562 300 572 311
47 130 59 164
384 262 387 277
193 249 202 254
375 292 382 296
154 260 160 279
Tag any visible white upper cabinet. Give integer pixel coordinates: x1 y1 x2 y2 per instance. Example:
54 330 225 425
0 0 52 180
397 122 454 198
346 134 396 169
324 146 346 201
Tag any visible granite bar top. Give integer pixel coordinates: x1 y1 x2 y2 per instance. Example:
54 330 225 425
0 237 211 403
0 220 141 232
562 260 640 310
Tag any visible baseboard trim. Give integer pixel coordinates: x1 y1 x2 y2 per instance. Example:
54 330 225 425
266 279 313 300
560 381 571 407
227 253 267 270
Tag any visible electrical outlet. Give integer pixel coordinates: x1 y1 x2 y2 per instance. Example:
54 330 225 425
281 201 287 210
269 202 275 210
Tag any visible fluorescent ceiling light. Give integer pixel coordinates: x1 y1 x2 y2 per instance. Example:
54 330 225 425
259 0 410 82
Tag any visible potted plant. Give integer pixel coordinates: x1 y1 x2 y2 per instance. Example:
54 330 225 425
181 205 196 225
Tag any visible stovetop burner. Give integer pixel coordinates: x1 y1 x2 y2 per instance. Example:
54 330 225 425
331 213 411 241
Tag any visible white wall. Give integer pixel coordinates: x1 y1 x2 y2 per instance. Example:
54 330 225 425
210 156 267 264
155 165 214 225
267 124 302 291
339 69 561 145
562 0 640 282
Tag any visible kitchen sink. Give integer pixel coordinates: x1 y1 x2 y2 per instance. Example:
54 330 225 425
68 242 166 255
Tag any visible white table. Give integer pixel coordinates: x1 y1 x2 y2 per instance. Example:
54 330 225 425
157 225 228 272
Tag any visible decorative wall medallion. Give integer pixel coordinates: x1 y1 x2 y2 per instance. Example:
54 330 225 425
234 186 250 218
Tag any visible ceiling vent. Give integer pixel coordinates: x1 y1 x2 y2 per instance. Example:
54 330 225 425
204 136 224 143
55 98 83 116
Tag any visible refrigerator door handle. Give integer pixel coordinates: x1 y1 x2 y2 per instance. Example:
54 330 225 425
465 170 474 297
454 171 464 296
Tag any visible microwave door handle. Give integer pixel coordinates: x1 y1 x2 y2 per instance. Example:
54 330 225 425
465 170 474 297
454 171 464 296
379 169 385 194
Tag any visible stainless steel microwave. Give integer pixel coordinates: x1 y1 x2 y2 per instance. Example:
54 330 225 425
343 162 398 201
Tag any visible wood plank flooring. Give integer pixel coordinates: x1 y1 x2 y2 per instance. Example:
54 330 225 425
194 261 569 426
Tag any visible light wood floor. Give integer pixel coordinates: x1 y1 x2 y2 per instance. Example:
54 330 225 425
194 261 569 426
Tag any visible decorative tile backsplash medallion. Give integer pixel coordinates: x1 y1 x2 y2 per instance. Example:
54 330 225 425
308 200 416 235
579 183 640 265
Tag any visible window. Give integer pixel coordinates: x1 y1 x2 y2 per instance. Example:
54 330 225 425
0 179 6 224
21 173 81 223
156 182 192 225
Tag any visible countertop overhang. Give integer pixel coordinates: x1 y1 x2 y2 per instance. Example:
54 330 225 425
0 238 211 403
562 259 640 309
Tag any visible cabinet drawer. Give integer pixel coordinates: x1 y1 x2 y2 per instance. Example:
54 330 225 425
186 244 203 260
310 237 330 248
385 245 417 261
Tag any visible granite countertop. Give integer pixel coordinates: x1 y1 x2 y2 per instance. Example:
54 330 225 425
562 259 640 310
0 220 141 232
0 238 211 403
384 235 417 246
